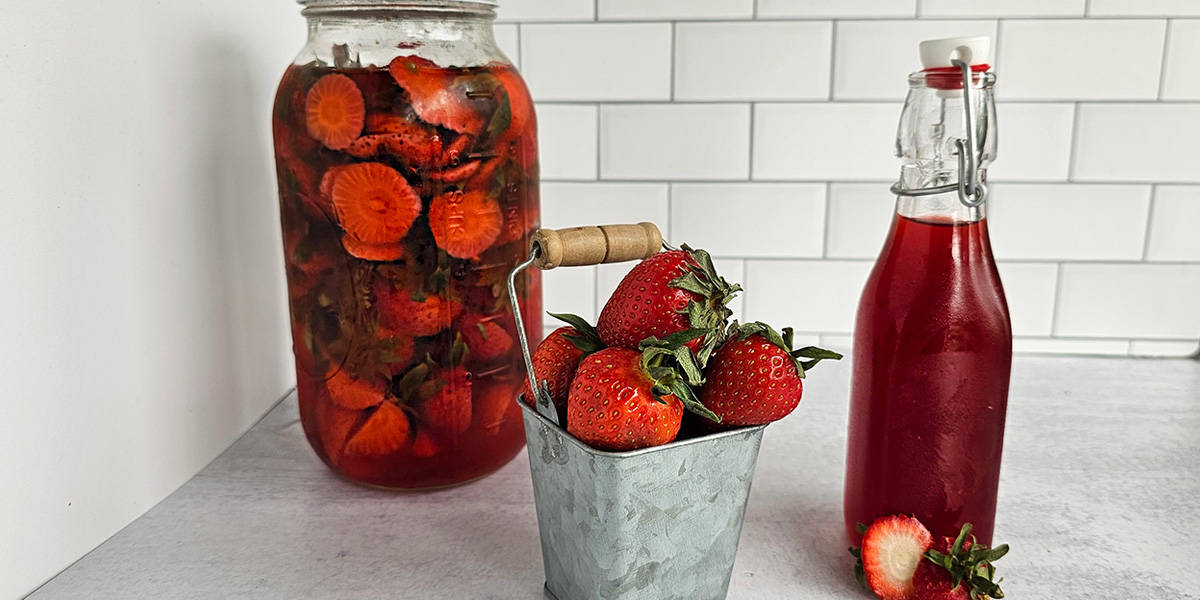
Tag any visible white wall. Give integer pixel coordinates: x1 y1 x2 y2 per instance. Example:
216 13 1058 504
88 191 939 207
506 1 1200 358
0 2 302 596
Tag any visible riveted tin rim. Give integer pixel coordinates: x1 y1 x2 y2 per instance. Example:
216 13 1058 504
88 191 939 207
517 396 768 458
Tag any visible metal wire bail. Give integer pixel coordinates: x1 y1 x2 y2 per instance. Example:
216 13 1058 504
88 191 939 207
890 59 988 208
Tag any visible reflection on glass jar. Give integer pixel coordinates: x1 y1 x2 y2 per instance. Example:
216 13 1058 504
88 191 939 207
273 0 541 489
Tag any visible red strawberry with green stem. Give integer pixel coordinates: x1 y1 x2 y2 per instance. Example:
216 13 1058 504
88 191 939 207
566 331 719 451
849 519 1008 600
912 524 1008 600
596 245 740 366
520 313 604 422
414 335 473 437
698 322 842 427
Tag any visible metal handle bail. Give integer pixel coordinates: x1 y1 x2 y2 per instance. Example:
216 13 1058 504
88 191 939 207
889 59 988 208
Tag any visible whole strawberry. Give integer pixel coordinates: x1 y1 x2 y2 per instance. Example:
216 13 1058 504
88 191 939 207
520 313 603 422
699 322 842 427
912 524 1008 600
458 310 514 364
376 278 462 337
420 366 472 436
596 245 740 365
566 335 718 451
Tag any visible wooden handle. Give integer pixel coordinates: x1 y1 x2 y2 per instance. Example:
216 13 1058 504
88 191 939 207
531 223 663 270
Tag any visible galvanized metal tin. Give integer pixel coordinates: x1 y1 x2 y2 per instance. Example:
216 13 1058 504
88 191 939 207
520 402 767 600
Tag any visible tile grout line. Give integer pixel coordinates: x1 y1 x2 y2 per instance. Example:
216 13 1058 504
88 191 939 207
1049 262 1065 336
752 0 758 19
514 23 522 69
1142 184 1157 260
499 16 1192 25
669 21 677 102
1083 0 1092 16
1066 102 1082 181
822 182 833 258
747 103 756 180
594 103 602 179
827 20 838 101
1157 19 1172 100
532 99 1200 105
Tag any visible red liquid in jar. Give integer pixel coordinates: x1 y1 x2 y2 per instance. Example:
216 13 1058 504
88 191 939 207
843 214 1011 545
273 60 541 489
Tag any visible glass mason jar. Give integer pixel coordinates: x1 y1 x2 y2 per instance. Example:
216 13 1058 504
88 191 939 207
843 52 1012 545
273 0 541 489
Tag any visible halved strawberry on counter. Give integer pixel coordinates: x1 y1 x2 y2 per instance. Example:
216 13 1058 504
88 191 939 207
596 245 740 366
856 515 933 600
850 517 1008 600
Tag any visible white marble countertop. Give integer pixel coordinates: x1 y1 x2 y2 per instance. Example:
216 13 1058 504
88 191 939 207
30 356 1200 599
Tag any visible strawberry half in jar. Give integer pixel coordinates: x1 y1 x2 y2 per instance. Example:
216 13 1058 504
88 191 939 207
272 0 540 490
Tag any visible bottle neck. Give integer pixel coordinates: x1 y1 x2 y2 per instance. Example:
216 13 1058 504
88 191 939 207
895 191 985 224
299 2 502 68
894 70 996 216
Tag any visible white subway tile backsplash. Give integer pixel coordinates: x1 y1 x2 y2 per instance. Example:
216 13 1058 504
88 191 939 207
757 0 915 18
743 260 873 333
834 20 997 101
1161 20 1200 101
1088 0 1200 16
1073 104 1200 184
997 20 1166 100
825 183 894 259
919 0 1084 17
598 0 753 20
675 22 832 101
494 24 520 67
498 9 1199 352
540 182 670 229
543 264 598 323
1011 338 1130 356
819 334 855 354
594 259 745 324
595 261 637 312
1146 186 1200 261
1129 339 1200 357
520 24 671 101
988 103 1074 182
753 103 899 180
601 104 751 180
996 262 1058 336
670 183 826 257
1055 263 1200 338
496 0 594 22
536 104 598 180
987 184 1151 261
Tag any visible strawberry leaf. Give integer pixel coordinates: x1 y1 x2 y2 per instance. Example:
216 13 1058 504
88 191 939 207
549 311 601 340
